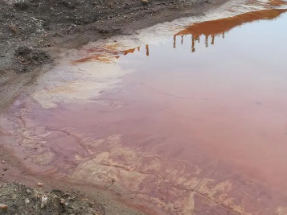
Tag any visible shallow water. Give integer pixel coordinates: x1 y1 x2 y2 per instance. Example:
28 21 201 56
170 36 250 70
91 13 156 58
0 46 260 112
118 9 287 187
1 3 287 215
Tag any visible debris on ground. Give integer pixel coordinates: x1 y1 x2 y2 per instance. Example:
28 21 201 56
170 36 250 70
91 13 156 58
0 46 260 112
0 0 218 71
37 182 44 187
14 46 51 73
141 0 149 5
0 183 105 215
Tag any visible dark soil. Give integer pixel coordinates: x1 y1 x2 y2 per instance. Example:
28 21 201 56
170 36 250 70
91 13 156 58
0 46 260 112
0 0 228 72
0 183 105 215
14 46 52 73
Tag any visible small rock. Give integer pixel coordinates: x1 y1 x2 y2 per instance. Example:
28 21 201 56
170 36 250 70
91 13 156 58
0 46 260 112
25 198 30 204
0 204 8 210
26 189 32 194
9 24 18 35
41 194 48 208
12 194 17 200
13 2 29 11
1 160 5 164
60 199 65 204
141 0 149 5
3 168 8 171
37 182 43 187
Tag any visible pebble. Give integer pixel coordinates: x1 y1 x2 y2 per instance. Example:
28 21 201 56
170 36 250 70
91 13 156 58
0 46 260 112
41 195 48 208
141 0 149 5
0 204 8 210
1 160 5 164
37 182 43 187
25 198 30 204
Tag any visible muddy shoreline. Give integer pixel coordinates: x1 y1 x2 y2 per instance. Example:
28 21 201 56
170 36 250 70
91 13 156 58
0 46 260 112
0 0 229 111
0 0 231 214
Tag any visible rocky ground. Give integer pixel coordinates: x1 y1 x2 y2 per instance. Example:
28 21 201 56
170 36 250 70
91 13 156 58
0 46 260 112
0 182 105 215
0 0 229 214
0 0 228 74
0 143 149 215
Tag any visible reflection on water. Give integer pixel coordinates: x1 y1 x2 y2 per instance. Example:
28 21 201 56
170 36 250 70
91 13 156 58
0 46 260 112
72 9 287 64
2 7 287 215
174 9 287 52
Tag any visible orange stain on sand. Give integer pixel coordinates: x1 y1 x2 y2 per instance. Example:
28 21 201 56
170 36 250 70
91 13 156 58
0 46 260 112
72 54 120 63
123 48 137 55
72 47 141 63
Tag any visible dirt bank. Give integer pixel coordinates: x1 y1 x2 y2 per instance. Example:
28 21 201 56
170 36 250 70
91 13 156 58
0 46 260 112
0 182 105 215
0 180 153 215
0 0 229 110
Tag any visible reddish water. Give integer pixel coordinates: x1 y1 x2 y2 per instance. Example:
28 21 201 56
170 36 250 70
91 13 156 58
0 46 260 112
118 8 287 186
1 8 287 215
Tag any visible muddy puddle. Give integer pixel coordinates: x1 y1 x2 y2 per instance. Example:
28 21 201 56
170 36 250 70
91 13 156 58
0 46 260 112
1 1 287 214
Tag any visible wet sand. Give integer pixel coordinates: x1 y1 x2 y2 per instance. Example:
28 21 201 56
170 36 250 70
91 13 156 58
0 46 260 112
1 2 287 215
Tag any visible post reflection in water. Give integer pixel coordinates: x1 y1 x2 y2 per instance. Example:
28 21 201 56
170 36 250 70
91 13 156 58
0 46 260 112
129 9 287 56
72 9 287 64
171 9 287 53
175 32 224 52
145 44 149 57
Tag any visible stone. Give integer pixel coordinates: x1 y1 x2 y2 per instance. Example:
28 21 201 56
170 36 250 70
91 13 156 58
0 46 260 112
141 0 149 5
0 204 8 210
